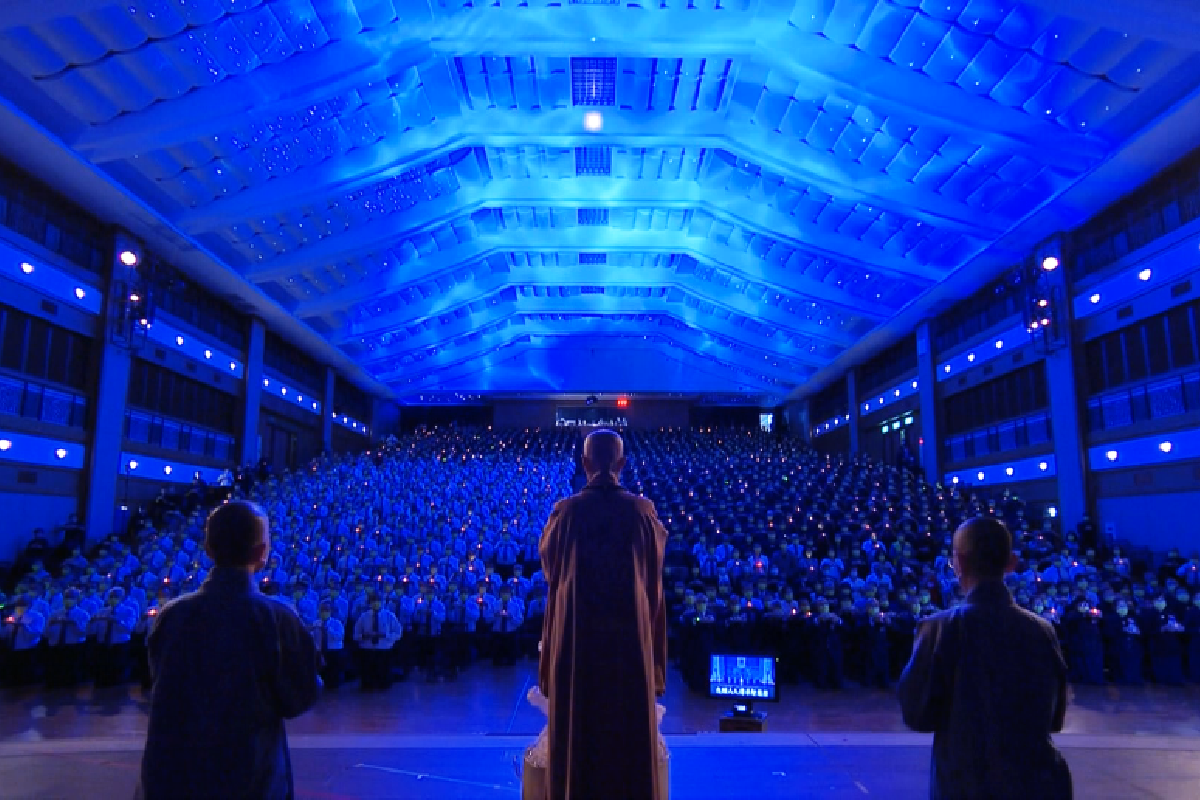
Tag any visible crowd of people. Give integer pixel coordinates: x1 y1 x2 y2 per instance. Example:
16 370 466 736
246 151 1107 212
2 426 1200 692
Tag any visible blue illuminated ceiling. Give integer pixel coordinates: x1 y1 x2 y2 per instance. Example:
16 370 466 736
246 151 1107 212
0 1 1199 402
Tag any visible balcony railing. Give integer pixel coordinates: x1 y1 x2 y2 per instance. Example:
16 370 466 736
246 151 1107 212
1087 371 1200 432
944 411 1052 464
125 409 235 463
0 373 87 428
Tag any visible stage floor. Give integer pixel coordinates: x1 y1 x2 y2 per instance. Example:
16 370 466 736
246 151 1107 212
3 665 1200 798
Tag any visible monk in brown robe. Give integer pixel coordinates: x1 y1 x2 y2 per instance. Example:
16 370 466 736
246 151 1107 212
539 429 668 800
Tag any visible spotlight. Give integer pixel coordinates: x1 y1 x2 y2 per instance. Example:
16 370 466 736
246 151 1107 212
204 350 212 359
1037 299 1048 307
951 476 959 484
1138 268 1152 281
176 336 184 346
281 387 287 395
0 439 9 451
976 471 985 481
55 448 67 459
128 459 139 470
129 293 140 303
229 361 237 370
75 287 86 300
1041 256 1059 271
995 340 1003 349
164 465 173 475
1039 461 1048 471
1159 441 1173 454
583 111 603 132
943 364 951 373
1005 467 1014 476
263 379 269 387
967 353 976 362
120 250 139 267
1090 293 1101 304
20 262 33 274
1105 450 1118 462
911 380 917 389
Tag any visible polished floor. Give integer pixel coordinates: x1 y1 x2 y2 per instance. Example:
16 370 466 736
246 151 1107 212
3 665 1200 798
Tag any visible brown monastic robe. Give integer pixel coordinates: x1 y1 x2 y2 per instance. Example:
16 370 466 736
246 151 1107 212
539 473 668 800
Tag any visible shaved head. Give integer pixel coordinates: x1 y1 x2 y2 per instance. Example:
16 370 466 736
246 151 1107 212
583 429 625 479
952 517 1015 584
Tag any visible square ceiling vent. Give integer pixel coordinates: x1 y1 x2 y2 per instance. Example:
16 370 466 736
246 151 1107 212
577 208 609 225
571 57 617 106
575 147 612 176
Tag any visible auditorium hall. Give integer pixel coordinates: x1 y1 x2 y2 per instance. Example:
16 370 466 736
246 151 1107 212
0 1 1199 798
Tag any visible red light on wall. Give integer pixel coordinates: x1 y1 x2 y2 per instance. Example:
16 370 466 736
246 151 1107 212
616 397 629 408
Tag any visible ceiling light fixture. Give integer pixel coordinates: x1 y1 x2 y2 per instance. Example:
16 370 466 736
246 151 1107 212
583 111 603 132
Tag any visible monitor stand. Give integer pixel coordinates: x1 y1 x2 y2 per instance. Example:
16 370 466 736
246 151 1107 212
719 701 767 733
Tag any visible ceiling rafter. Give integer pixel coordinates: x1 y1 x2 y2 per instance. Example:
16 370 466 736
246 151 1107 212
354 294 834 368
177 108 1007 240
393 339 779 393
762 28 1109 175
68 7 761 161
379 318 794 387
337 269 855 351
288 229 897 320
239 180 949 286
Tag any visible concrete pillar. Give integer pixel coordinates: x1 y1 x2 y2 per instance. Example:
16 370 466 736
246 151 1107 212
239 318 265 466
915 321 942 486
1038 237 1089 535
82 233 138 544
322 368 335 454
847 370 859 456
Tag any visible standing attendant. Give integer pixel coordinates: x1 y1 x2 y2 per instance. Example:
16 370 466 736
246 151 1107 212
898 517 1071 799
539 430 667 800
138 501 322 800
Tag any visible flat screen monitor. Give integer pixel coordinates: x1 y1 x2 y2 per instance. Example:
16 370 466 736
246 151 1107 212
708 654 778 702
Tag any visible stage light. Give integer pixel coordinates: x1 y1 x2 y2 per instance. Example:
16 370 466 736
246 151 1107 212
281 387 287 395
1039 461 1048 471
164 465 173 475
976 471 985 481
75 287 86 300
1106 450 1118 462
967 353 975 362
943 364 951 373
1090 293 1101 304
1005 467 1014 476
312 402 318 410
20 262 33 274
911 380 917 389
128 459 139 470
0 440 10 451
119 250 139 267
995 340 1003 349
951 476 959 484
1138 268 1152 281
229 361 237 370
1041 256 1059 271
175 336 184 346
1160 441 1173 453
204 350 212 359
894 389 900 397
1037 299 1048 307
583 111 603 132
55 448 67 459
129 293 140 302
263 379 269 387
